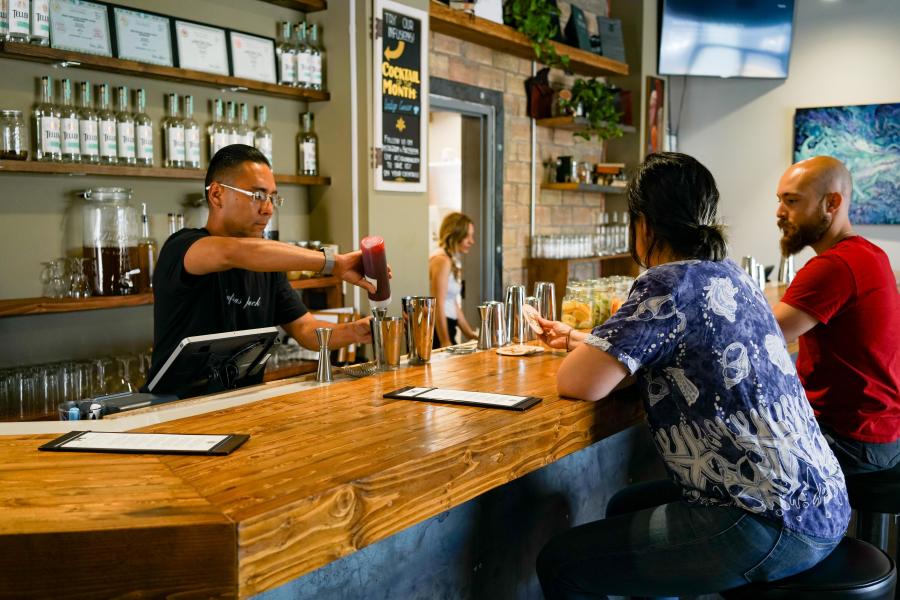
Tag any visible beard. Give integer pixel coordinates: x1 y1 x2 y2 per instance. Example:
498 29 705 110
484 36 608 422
778 212 832 256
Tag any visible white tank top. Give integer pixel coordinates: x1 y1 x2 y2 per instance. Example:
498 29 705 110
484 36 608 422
431 249 461 320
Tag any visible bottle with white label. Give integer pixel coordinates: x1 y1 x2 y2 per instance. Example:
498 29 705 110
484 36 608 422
182 95 200 169
58 78 80 162
77 81 99 163
276 21 296 87
162 92 185 168
237 103 254 146
97 84 117 164
208 98 229 161
307 23 324 91
297 112 317 176
254 105 273 165
115 86 136 165
7 0 30 42
30 0 48 46
225 101 239 145
33 75 61 161
0 0 10 41
294 22 312 89
134 88 153 166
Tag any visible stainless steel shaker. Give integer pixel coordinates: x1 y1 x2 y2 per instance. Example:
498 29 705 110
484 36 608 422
505 285 526 344
408 296 436 364
486 300 506 347
777 255 795 285
534 281 557 320
525 295 539 341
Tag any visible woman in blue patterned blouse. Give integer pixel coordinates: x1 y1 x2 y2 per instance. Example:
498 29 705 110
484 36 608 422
535 153 849 599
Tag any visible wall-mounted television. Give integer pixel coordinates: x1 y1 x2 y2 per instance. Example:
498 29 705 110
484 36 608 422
658 0 796 79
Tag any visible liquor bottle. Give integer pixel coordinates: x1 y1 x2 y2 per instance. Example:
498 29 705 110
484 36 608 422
225 101 239 145
176 213 184 230
77 81 99 164
7 0 30 42
58 78 80 163
297 112 318 176
275 21 296 87
97 84 118 164
0 2 7 41
32 75 61 162
307 23 324 91
208 98 229 160
182 95 200 169
254 105 273 165
162 92 185 168
134 88 154 166
360 236 391 309
136 203 157 293
294 21 312 89
29 0 49 46
237 103 254 146
167 212 176 236
115 86 136 165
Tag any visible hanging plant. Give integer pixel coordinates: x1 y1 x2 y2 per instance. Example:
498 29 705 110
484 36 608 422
559 78 623 141
503 0 570 69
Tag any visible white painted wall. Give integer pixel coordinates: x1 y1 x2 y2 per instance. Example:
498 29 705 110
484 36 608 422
669 0 900 271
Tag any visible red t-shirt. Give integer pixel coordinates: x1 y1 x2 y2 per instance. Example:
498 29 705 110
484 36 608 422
781 236 900 443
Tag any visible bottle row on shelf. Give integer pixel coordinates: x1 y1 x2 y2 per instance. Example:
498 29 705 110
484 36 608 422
276 20 326 91
531 211 631 259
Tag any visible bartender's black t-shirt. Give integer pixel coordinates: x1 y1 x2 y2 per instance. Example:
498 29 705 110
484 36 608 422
146 228 307 384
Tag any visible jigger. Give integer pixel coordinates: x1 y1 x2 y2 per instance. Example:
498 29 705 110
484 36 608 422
477 303 494 350
371 307 388 367
315 327 333 383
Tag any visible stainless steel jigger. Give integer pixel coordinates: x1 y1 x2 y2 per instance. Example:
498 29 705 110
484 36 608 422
315 327 333 383
371 307 388 369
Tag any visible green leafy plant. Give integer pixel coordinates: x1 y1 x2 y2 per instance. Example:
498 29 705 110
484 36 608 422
559 78 623 141
503 0 570 69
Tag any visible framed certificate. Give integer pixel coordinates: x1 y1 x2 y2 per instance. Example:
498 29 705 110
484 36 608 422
49 0 112 57
228 30 276 83
111 6 173 67
173 18 229 76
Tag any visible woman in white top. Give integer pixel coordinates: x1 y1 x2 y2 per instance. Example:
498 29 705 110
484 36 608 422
429 212 477 348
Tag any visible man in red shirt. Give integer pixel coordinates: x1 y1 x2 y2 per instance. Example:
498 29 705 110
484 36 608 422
774 155 900 474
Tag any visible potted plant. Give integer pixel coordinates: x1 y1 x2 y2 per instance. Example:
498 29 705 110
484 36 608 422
503 0 570 69
559 78 623 141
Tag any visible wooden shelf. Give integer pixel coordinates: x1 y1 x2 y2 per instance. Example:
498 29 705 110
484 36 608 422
257 0 327 12
541 182 626 194
536 115 636 134
0 160 331 186
429 2 628 78
0 41 329 102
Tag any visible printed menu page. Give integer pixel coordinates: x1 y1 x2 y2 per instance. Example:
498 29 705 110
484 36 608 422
387 387 540 411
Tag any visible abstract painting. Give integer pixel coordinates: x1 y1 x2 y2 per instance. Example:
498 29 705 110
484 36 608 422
793 102 900 225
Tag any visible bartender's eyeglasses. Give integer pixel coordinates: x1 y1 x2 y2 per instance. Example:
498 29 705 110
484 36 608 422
207 182 284 208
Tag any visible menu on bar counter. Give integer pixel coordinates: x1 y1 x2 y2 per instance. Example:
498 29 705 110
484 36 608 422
384 386 541 411
39 431 249 455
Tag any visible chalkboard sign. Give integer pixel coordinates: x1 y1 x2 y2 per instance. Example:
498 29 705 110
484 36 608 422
374 0 429 192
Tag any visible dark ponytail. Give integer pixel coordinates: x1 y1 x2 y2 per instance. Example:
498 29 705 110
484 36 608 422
627 152 728 267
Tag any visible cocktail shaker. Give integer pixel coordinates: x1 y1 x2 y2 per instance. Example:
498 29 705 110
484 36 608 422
408 296 436 364
777 255 795 285
505 285 526 344
534 281 556 320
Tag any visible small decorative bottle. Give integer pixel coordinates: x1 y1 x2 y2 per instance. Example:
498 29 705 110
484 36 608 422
297 112 318 176
182 95 201 169
162 92 185 168
115 86 136 165
134 88 154 166
32 75 61 162
97 84 118 164
77 81 100 164
254 105 273 165
58 78 81 163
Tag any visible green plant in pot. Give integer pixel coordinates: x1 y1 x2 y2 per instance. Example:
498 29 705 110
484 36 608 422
503 0 570 69
559 78 623 141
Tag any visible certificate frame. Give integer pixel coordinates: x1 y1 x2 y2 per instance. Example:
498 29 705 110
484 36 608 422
49 0 113 57
228 29 277 84
110 5 174 67
172 17 230 76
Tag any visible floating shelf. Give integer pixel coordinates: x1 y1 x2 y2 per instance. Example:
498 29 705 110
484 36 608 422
0 41 328 102
0 160 330 186
541 182 626 194
536 116 636 134
257 0 327 12
0 277 341 318
528 253 632 265
429 2 628 78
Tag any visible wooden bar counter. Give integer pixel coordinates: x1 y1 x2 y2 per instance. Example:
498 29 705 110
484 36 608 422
0 349 644 598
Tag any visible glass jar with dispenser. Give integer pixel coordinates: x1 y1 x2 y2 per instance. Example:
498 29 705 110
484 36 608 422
162 92 185 168
182 95 200 168
33 75 61 162
58 78 80 162
80 187 140 296
77 81 99 164
297 112 317 176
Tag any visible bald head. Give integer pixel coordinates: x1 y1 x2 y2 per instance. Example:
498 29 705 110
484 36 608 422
782 156 853 213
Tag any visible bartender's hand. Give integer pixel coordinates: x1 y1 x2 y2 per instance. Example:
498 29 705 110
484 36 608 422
349 316 373 344
333 251 392 295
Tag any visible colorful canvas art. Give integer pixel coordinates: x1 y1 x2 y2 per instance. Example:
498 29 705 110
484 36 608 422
793 102 900 225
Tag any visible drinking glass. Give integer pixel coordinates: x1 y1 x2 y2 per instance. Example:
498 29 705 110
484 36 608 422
67 257 91 298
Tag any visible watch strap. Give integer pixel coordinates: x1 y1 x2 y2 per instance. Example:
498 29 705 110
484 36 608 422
319 246 335 276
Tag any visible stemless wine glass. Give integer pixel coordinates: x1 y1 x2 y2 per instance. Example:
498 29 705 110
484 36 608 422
68 257 91 298
46 259 69 298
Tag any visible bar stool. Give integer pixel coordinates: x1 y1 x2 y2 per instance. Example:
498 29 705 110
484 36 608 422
722 537 896 599
845 463 900 554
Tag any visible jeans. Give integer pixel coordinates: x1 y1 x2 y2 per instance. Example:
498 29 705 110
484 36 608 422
536 480 841 600
821 425 900 476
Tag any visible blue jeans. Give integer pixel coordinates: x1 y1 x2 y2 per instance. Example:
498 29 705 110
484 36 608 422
821 425 900 476
536 480 842 600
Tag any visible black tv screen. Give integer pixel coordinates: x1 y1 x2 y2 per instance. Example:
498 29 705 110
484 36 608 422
658 0 795 78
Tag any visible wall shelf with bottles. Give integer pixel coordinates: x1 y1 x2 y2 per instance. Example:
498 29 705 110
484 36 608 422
429 3 628 78
258 0 327 12
541 182 625 194
0 160 330 186
536 116 636 134
0 42 328 103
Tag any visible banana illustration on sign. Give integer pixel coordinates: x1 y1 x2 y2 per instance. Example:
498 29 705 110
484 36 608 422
384 41 405 60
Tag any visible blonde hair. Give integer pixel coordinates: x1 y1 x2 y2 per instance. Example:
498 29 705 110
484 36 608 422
438 212 473 281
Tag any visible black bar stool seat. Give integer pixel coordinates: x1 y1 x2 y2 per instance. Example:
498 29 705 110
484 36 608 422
847 464 900 513
722 537 896 600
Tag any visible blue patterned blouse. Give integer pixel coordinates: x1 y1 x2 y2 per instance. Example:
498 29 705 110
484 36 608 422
588 259 849 539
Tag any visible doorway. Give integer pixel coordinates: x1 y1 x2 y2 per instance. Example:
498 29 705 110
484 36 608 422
428 79 504 331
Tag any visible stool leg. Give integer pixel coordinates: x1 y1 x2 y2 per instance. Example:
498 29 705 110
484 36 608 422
857 511 891 552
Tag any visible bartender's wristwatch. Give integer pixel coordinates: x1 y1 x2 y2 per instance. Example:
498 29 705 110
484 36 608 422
318 246 335 276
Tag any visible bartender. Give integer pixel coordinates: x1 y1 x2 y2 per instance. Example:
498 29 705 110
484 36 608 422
145 144 375 391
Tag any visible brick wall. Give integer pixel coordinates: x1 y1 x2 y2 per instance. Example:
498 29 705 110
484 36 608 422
429 1 612 290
